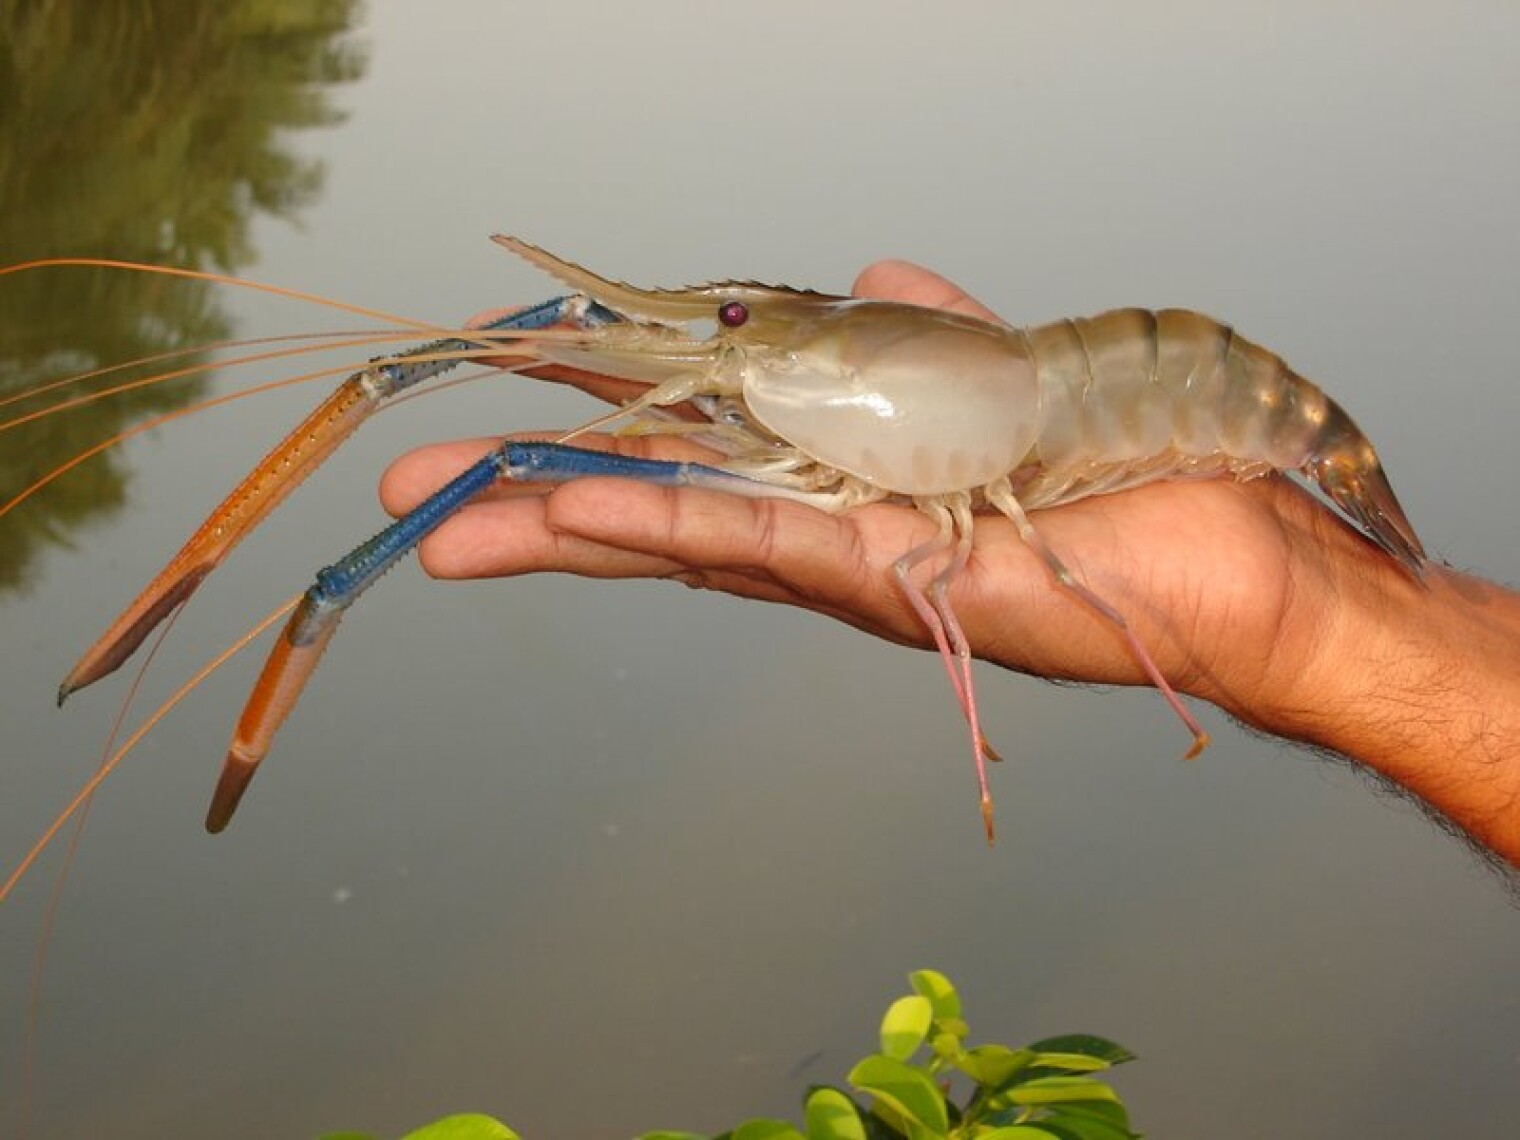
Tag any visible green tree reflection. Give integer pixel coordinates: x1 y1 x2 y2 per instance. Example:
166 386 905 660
0 0 367 592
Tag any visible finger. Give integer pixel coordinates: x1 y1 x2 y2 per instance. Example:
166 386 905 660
410 478 820 603
380 438 503 516
851 260 1005 324
411 481 863 624
380 433 726 517
540 480 941 642
413 492 689 581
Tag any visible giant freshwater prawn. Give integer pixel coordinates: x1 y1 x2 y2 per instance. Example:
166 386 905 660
1 236 1426 904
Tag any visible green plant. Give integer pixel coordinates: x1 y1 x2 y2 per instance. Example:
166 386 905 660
326 970 1140 1140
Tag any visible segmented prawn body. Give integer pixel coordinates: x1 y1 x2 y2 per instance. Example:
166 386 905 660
17 237 1426 859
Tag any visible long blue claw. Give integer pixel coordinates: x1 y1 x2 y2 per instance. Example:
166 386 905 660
208 440 775 830
305 442 777 635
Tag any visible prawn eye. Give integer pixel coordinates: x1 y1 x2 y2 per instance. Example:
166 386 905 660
718 300 749 328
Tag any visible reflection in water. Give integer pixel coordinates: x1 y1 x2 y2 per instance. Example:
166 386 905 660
0 0 367 592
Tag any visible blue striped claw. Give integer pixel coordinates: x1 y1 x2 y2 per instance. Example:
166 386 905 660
207 441 776 831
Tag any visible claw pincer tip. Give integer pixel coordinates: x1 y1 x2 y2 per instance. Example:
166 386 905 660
205 593 343 832
206 749 261 834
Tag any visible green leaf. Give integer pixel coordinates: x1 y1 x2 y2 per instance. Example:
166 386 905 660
847 1055 949 1135
1046 1103 1128 1126
1004 1078 1120 1108
731 1120 806 1140
1041 1102 1138 1140
957 1045 1035 1088
933 1018 970 1041
928 1031 964 1064
974 1129 1064 1139
1018 1124 1112 1140
1022 1053 1111 1075
907 971 962 1021
803 1087 868 1140
399 1115 521 1140
1024 1036 1134 1067
880 996 933 1061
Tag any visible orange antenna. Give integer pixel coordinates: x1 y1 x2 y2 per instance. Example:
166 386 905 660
0 258 456 332
0 329 422 423
0 343 495 522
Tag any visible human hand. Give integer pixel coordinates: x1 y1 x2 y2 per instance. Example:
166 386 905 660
378 261 1416 737
380 259 1520 863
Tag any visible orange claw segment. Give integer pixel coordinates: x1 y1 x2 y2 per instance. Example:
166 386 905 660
204 750 261 836
61 375 378 702
57 565 210 704
205 600 340 833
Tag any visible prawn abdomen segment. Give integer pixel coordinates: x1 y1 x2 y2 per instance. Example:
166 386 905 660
741 302 1041 496
1024 308 1425 570
1028 309 1306 468
1151 309 1424 568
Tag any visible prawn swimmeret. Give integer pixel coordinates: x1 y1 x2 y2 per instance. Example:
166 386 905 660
6 236 1426 867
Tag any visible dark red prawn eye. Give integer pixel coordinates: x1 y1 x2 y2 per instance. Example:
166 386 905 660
717 300 749 328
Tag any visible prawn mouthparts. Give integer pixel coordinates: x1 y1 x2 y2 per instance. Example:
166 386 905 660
50 237 1428 843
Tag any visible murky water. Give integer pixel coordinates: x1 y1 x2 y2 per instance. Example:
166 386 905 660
2 3 1518 1138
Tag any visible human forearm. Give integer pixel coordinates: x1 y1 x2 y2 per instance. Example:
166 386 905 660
1243 562 1520 866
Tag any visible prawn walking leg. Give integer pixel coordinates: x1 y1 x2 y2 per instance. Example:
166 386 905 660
985 477 1211 758
893 497 1001 840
